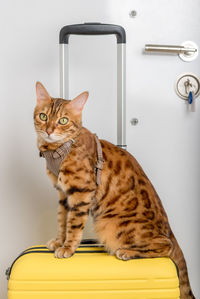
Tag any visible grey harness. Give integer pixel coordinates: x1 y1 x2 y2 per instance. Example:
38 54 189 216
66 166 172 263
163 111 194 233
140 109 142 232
40 134 104 185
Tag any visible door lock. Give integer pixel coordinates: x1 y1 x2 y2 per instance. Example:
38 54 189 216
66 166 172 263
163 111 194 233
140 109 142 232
175 73 200 100
175 73 200 111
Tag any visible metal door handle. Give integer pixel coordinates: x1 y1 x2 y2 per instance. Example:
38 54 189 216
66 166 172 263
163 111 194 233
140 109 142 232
144 41 198 61
145 44 196 54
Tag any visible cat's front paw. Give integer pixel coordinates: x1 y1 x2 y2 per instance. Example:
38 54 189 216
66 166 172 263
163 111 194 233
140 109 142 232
116 248 134 261
47 238 64 251
54 246 75 258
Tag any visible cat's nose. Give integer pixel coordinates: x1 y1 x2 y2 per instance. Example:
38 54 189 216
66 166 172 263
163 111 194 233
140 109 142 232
47 128 53 135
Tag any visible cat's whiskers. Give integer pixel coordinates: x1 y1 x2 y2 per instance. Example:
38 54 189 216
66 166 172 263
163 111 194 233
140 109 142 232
36 128 68 144
44 133 67 143
36 129 47 135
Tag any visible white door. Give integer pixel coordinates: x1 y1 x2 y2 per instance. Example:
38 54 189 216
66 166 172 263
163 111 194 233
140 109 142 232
1 0 199 298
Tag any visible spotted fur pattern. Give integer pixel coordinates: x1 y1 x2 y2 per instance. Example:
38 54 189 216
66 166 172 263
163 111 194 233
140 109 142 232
34 82 195 299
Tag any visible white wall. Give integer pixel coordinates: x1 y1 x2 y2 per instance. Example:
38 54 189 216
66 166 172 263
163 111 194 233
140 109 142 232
1 0 199 298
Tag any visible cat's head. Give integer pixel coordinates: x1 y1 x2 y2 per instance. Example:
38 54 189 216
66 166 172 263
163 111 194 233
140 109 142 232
34 82 88 144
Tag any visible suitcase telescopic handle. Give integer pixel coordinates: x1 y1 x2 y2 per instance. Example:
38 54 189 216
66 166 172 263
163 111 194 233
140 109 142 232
59 23 126 149
59 23 126 44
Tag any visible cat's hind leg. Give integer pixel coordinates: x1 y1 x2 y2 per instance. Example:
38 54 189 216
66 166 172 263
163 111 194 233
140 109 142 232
116 235 173 260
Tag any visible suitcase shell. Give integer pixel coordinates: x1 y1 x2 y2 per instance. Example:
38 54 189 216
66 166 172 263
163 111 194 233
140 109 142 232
8 244 180 299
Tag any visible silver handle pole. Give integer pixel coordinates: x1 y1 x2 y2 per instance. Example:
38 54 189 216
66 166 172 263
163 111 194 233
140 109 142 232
59 37 127 149
60 44 69 98
117 43 126 149
145 44 197 55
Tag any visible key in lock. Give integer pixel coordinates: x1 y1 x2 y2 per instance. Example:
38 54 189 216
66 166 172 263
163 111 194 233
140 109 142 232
175 73 200 100
184 79 193 95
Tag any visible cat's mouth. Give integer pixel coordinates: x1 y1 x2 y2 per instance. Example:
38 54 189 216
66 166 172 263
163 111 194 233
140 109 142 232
39 131 66 143
44 135 57 143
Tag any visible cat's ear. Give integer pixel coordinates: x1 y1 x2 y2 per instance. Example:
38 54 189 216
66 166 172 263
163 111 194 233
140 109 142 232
36 82 51 104
67 91 89 115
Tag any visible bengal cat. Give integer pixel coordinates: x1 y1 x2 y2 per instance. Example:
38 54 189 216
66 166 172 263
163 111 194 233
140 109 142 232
34 82 195 299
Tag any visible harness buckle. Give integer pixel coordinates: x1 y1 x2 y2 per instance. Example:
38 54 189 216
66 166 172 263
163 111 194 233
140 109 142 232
95 159 104 170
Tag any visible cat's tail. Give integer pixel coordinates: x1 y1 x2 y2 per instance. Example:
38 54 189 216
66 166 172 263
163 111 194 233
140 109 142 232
170 233 195 299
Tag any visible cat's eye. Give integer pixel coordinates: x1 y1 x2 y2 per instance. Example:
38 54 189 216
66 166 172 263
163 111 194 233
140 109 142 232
58 117 68 125
39 113 47 121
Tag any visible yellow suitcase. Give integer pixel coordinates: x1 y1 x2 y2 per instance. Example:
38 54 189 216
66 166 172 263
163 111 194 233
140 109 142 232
7 241 180 299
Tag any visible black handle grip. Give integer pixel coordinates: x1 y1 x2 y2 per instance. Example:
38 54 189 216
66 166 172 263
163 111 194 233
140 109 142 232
59 23 126 44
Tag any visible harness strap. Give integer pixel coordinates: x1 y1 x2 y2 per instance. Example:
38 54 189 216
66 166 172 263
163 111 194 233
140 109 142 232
39 139 74 176
52 139 75 159
40 134 104 185
94 134 104 185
